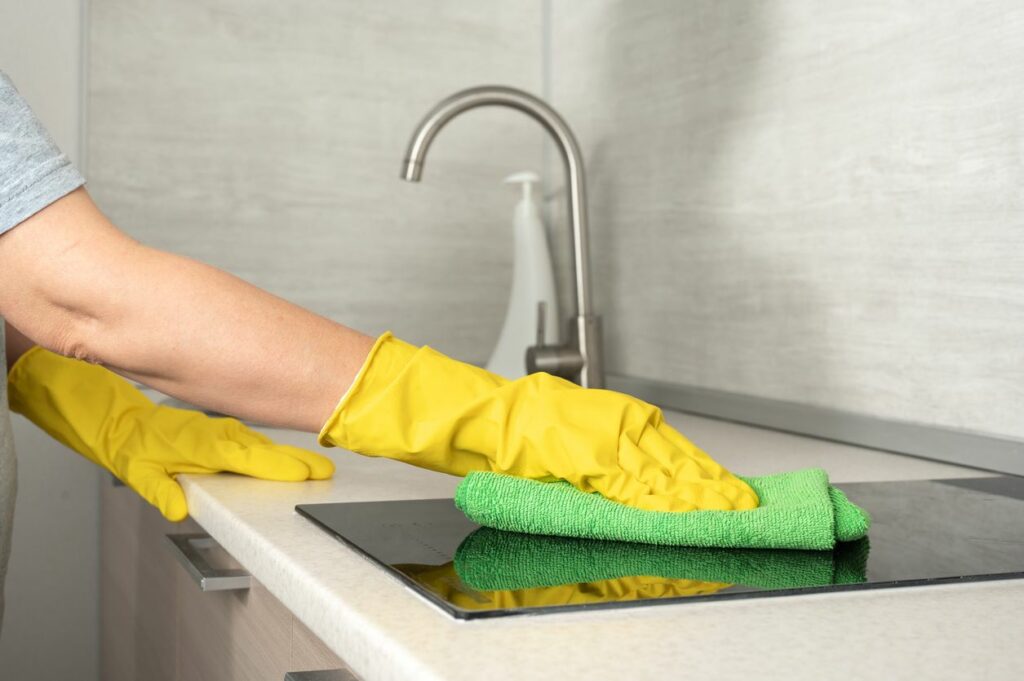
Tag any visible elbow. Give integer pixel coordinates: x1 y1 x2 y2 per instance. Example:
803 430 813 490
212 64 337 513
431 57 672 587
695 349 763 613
0 188 140 368
47 307 106 365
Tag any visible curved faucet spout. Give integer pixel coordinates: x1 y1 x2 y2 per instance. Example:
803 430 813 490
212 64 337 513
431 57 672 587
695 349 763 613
400 85 603 388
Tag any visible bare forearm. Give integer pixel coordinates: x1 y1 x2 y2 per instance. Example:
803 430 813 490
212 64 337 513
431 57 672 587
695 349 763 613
0 189 374 431
83 245 372 430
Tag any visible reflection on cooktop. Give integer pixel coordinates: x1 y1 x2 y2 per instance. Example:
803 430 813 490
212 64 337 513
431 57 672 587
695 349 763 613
296 477 1024 619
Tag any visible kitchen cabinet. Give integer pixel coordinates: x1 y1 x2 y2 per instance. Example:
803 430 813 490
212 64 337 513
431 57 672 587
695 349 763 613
100 478 352 681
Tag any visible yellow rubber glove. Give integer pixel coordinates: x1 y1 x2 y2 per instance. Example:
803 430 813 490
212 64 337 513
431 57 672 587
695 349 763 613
319 332 757 512
8 347 334 521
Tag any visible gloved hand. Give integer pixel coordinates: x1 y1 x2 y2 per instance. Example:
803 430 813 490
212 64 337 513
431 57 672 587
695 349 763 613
319 332 757 512
8 347 334 521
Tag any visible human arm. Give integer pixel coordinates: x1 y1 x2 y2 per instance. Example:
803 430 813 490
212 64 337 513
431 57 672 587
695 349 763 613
0 185 371 520
0 189 758 512
1 209 343 520
1 190 757 513
0 70 755 514
0 187 374 431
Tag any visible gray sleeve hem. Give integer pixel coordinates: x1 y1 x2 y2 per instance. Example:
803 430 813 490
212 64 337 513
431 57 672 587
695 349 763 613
0 160 85 235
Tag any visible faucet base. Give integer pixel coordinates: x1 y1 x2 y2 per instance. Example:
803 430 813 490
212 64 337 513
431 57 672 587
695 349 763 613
526 315 603 389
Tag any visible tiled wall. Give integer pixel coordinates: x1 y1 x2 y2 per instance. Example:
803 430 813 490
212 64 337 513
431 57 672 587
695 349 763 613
88 0 545 363
548 0 1024 439
88 1 1024 440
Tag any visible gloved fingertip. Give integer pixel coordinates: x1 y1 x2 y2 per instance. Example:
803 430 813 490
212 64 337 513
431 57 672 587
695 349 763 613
245 446 312 481
304 453 335 480
282 457 314 481
163 502 189 523
734 488 760 511
272 445 334 480
155 481 189 522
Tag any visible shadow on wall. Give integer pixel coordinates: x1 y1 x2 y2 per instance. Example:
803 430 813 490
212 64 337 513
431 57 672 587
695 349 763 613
547 1 831 400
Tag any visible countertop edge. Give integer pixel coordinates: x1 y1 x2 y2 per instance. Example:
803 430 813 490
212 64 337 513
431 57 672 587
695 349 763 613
179 474 450 681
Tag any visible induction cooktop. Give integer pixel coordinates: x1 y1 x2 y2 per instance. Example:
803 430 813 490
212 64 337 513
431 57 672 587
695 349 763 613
296 476 1024 619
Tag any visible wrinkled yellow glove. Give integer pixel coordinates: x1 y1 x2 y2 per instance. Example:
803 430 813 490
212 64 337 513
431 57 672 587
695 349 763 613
320 332 757 512
398 562 730 611
8 347 334 522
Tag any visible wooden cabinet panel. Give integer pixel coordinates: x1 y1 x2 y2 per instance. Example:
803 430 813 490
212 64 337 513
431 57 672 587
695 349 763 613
291 620 345 672
176 572 293 681
101 479 189 681
101 480 353 681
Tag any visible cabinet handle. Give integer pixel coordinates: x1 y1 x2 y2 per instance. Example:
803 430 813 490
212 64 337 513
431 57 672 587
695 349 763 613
284 670 361 681
166 533 252 592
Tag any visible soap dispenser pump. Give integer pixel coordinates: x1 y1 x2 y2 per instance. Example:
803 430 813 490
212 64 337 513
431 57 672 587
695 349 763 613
486 171 560 378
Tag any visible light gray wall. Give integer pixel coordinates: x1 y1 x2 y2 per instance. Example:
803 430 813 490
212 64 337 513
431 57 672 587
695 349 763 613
88 0 546 364
0 2 100 679
89 0 1024 444
548 0 1024 439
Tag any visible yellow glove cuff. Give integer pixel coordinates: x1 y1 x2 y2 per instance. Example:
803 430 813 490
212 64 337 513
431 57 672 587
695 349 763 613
317 331 419 449
7 347 155 467
7 344 44 382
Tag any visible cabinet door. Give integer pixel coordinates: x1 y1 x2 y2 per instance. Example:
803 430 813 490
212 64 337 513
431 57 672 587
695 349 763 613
175 554 293 681
102 478 348 681
101 478 194 681
290 621 347 674
174 538 347 680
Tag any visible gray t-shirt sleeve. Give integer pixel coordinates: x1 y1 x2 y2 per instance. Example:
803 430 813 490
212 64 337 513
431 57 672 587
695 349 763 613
0 71 85 236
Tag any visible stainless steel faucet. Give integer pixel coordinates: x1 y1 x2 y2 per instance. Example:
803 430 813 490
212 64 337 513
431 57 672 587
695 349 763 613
400 85 604 388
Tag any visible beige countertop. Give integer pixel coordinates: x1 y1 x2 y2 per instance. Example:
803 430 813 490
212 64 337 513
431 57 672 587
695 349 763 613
178 410 1024 681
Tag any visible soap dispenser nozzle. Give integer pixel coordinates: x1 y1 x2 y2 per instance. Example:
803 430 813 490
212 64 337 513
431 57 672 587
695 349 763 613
504 171 540 202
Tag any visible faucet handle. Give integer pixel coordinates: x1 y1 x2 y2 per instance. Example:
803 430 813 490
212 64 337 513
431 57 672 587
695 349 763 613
526 310 585 380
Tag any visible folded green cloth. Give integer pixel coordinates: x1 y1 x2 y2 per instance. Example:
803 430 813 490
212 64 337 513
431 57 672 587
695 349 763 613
455 468 870 550
454 527 870 592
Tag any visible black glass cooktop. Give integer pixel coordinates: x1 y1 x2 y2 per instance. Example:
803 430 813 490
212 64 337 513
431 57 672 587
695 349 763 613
296 476 1024 620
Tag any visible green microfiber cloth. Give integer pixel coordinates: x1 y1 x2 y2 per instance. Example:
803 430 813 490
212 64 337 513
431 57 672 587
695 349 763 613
454 527 870 592
455 468 870 550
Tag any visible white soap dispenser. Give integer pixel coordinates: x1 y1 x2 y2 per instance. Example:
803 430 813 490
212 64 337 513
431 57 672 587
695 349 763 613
486 171 560 379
